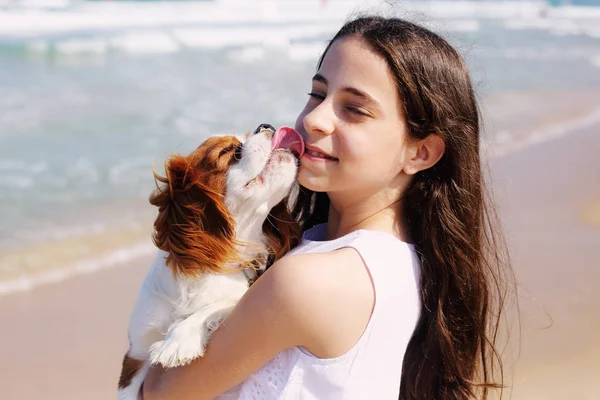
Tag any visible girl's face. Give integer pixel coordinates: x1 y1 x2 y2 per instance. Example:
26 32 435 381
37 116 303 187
295 35 411 199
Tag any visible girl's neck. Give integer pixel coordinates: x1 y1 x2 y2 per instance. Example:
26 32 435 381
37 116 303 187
325 191 409 242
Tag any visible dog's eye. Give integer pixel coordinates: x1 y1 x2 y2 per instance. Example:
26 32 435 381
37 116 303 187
234 144 243 161
218 145 235 158
218 143 243 162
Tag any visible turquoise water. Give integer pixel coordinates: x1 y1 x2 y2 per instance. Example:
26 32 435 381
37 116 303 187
1 0 600 290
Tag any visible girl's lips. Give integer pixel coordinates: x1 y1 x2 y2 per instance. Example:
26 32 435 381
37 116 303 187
302 151 338 162
304 145 338 161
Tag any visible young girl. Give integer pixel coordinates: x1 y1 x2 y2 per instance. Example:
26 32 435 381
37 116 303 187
143 16 510 400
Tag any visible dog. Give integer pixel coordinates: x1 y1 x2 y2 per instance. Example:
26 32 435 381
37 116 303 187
117 124 305 400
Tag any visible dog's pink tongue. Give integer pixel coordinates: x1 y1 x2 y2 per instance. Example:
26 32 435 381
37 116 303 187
271 127 305 157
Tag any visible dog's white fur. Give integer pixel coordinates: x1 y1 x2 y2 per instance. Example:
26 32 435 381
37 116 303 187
117 129 299 400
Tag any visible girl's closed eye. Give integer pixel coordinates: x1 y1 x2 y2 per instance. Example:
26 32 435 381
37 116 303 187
307 91 370 117
307 92 325 101
345 105 370 117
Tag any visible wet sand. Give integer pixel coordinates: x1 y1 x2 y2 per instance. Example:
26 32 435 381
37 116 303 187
0 123 598 399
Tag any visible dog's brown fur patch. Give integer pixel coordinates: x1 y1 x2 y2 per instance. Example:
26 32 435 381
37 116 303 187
118 354 144 389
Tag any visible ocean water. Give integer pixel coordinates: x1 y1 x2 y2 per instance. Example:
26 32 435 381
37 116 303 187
1 0 600 294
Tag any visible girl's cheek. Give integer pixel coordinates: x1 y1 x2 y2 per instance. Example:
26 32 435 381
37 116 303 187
295 112 307 136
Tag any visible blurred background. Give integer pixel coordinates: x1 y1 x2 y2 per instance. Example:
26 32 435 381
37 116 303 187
0 0 599 399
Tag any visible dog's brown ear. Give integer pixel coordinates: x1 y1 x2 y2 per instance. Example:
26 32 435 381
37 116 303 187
262 199 301 266
149 154 237 276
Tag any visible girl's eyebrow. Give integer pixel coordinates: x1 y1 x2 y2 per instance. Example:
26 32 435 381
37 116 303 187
312 73 382 112
312 73 328 86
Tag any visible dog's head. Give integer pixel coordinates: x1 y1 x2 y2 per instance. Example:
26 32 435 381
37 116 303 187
149 124 304 276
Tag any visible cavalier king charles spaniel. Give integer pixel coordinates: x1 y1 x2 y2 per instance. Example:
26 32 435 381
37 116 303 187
117 124 305 400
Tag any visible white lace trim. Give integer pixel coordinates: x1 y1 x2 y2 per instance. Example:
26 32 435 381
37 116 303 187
238 349 300 399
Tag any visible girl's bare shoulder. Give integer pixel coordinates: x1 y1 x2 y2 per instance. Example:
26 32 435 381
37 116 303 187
261 248 375 358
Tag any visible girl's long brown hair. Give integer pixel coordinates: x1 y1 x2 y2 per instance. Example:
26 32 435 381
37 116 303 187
290 16 513 400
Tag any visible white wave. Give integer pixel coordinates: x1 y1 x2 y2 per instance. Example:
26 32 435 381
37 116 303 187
551 20 587 36
0 175 34 189
409 0 547 20
108 157 152 185
66 157 100 184
172 23 336 50
0 159 47 173
546 5 600 20
483 46 594 61
583 25 600 39
6 0 541 41
0 0 356 38
8 0 70 9
283 23 338 40
26 39 48 54
288 42 327 62
171 27 277 49
110 30 180 54
503 18 551 31
0 160 48 189
0 159 27 170
11 1 599 55
443 19 480 32
11 222 108 245
56 37 107 55
53 53 107 67
0 158 101 192
29 161 47 174
0 242 155 297
490 106 600 157
227 46 266 63
504 14 600 39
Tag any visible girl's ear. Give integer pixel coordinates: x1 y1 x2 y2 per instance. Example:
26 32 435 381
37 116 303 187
403 134 446 175
149 154 237 276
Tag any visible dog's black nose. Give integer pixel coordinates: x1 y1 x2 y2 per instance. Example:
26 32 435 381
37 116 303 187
254 123 275 135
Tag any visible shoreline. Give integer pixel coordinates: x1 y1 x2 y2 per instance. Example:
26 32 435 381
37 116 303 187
2 97 600 297
0 223 155 297
0 240 154 297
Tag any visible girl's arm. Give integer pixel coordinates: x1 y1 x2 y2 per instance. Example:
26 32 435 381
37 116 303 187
142 256 303 400
143 249 373 400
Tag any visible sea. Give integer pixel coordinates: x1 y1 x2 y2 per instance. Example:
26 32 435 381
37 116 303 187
1 0 599 295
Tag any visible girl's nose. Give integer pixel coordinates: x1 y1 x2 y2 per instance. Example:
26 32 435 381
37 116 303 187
302 102 335 137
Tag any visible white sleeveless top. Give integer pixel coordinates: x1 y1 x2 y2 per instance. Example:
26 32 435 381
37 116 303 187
217 223 421 400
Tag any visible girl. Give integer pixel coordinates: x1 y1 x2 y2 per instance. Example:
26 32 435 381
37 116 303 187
143 16 511 400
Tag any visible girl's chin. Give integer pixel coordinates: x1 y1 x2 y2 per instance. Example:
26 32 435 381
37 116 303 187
297 169 328 192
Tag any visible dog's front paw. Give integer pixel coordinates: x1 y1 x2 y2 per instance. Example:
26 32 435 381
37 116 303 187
148 322 208 368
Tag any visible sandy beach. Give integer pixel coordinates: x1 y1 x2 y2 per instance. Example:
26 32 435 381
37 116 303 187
0 122 598 400
491 123 600 399
0 258 151 400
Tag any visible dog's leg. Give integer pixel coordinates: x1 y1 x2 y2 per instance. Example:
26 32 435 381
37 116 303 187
117 357 150 400
117 322 164 400
148 300 237 368
118 254 173 400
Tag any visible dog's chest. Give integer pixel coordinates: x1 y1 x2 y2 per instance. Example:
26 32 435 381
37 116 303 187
168 271 250 316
